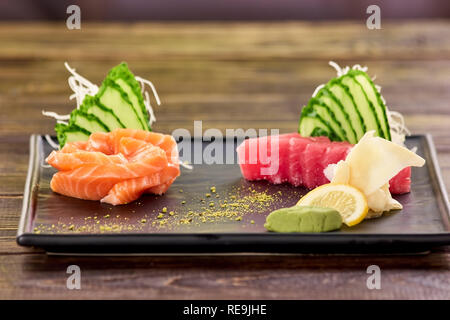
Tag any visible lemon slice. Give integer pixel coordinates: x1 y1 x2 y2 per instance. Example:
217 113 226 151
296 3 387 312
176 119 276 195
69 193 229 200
297 184 368 227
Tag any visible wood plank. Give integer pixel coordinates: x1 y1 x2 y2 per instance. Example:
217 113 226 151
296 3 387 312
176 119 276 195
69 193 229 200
0 251 449 299
0 21 450 61
2 59 450 101
0 59 450 140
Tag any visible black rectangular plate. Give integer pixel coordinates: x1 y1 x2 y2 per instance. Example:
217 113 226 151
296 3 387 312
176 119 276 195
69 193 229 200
17 135 450 254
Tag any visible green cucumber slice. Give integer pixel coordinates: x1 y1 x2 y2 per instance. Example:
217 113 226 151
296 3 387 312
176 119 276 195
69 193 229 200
80 95 124 131
315 88 357 144
106 63 150 130
350 70 391 140
97 79 145 130
307 98 345 141
299 105 336 140
340 75 384 139
55 123 90 147
69 109 108 134
327 80 366 141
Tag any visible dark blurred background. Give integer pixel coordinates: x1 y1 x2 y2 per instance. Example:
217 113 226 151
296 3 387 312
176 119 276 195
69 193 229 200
1 0 449 21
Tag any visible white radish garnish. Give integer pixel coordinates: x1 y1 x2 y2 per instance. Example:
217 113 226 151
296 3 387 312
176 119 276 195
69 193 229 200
135 76 161 126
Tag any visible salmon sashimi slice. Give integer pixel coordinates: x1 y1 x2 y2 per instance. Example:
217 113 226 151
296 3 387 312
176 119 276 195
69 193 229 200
50 164 131 200
115 137 169 177
110 129 177 156
101 165 180 205
46 150 126 171
47 137 168 176
147 178 177 195
47 129 180 205
87 131 114 155
59 141 88 153
89 129 179 164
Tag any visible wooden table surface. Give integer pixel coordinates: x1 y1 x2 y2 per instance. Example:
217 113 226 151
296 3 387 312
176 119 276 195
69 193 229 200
0 21 449 299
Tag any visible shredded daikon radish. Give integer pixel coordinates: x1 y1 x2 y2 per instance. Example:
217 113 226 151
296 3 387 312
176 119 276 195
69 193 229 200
328 61 345 77
42 62 99 137
312 84 325 97
387 109 410 145
64 62 99 108
179 160 193 170
42 110 70 121
42 110 69 126
135 76 161 126
144 90 157 125
329 61 368 77
351 64 368 72
310 61 410 145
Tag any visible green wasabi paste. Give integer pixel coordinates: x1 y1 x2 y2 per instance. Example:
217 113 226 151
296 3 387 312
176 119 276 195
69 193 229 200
264 205 342 233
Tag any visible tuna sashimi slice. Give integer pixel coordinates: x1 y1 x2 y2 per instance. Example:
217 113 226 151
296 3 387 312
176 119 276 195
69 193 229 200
237 133 298 183
320 142 352 186
388 167 411 194
287 137 309 186
263 134 295 184
236 133 412 194
302 141 329 189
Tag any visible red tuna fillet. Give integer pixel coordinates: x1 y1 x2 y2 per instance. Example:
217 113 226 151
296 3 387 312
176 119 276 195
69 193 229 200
236 133 412 194
237 133 298 184
388 167 411 194
288 135 331 187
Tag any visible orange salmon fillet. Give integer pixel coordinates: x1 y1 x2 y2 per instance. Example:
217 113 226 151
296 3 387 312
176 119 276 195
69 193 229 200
46 129 180 205
101 165 180 205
